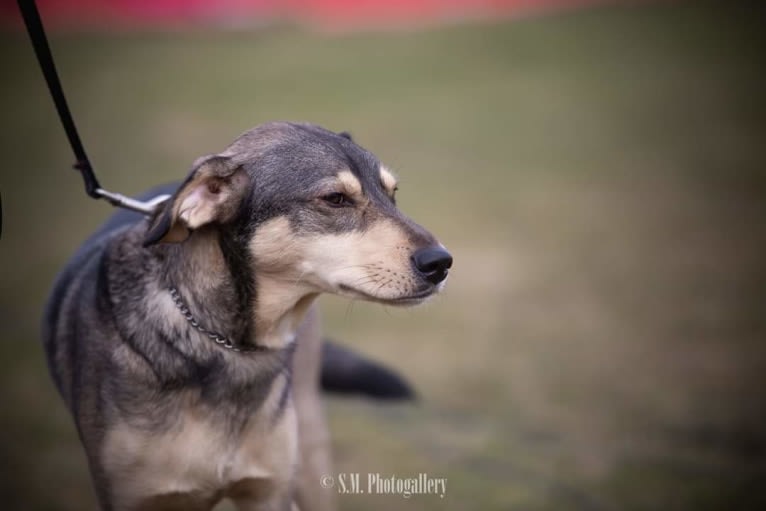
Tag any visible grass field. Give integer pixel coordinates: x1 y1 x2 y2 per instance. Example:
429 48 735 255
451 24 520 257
1 1 765 509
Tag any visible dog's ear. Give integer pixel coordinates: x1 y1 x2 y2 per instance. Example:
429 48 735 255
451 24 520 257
143 155 249 246
338 131 353 141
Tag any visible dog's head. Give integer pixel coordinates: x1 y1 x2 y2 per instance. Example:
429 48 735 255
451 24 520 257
145 122 452 308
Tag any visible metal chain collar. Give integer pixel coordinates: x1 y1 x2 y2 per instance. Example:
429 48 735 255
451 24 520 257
169 287 265 353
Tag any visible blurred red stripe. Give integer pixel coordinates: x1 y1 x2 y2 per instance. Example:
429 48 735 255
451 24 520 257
1 0 633 29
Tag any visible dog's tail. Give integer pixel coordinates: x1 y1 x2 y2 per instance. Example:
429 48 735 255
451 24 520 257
320 340 415 400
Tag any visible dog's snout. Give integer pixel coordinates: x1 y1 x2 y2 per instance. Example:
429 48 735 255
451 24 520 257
411 247 453 285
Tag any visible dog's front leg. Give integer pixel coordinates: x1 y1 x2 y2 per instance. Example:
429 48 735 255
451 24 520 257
291 306 335 511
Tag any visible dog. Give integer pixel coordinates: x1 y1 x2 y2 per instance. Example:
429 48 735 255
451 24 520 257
43 121 452 511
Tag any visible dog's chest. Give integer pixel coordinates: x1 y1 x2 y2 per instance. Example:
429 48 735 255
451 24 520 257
101 399 298 507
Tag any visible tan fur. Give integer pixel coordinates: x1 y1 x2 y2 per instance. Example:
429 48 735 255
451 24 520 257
102 374 298 511
251 216 419 304
249 217 318 347
379 166 398 197
335 170 364 202
300 220 418 301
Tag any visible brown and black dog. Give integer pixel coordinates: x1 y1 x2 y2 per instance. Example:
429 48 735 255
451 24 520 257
43 121 452 510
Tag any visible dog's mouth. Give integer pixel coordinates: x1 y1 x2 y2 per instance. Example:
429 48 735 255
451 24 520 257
337 284 437 306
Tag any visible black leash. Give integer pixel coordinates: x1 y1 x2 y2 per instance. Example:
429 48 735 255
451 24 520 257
17 0 169 214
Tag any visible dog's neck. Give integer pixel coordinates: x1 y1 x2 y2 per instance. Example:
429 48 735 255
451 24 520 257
160 229 317 350
252 276 319 348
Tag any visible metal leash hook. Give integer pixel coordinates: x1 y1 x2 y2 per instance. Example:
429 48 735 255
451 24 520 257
96 189 171 215
18 0 169 216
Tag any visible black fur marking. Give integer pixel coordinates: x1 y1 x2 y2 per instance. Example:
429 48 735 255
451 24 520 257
142 204 174 246
142 172 200 247
218 220 256 346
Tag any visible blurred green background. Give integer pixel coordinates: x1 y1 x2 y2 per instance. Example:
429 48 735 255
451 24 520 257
2 1 765 509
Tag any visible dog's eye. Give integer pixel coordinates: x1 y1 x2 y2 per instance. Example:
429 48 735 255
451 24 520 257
322 192 354 207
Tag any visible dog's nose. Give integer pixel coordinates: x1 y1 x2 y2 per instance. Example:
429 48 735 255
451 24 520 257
411 247 453 285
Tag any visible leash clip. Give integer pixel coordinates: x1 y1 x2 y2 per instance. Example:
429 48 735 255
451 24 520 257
95 189 171 215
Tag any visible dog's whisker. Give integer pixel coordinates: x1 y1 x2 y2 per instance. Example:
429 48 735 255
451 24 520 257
343 299 356 321
348 274 380 286
370 279 391 298
336 263 375 272
351 274 379 284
